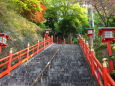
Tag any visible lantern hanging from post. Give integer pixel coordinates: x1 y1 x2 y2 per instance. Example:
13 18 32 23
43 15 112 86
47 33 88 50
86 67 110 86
0 33 9 53
85 28 94 48
98 27 115 56
98 27 115 72
98 27 115 43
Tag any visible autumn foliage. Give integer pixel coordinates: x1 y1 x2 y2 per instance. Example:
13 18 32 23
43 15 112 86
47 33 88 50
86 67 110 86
31 2 46 22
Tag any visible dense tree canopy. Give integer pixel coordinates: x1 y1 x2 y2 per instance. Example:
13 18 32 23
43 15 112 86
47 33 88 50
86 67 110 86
44 0 89 40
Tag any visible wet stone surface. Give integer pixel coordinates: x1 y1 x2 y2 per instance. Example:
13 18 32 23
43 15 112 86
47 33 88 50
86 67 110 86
0 44 98 86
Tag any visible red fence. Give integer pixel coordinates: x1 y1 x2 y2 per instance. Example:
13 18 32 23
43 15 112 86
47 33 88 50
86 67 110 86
79 36 115 86
0 37 53 78
53 37 73 44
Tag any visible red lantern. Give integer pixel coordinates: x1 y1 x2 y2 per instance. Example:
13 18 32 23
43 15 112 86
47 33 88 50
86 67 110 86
99 27 115 42
0 33 9 53
99 27 115 72
85 28 94 37
85 28 94 48
43 29 52 39
98 27 115 56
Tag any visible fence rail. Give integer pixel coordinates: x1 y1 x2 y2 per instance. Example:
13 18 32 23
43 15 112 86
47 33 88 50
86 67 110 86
0 37 53 78
53 37 73 44
79 36 115 86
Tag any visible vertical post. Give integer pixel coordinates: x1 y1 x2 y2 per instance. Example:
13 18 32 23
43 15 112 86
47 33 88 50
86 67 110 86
90 48 95 75
18 51 21 65
37 40 39 54
102 58 109 86
83 38 86 53
64 39 66 44
107 41 112 56
8 48 13 75
91 9 94 28
57 37 58 44
86 41 89 62
89 35 93 49
44 38 45 49
0 46 2 53
51 36 53 44
27 43 30 59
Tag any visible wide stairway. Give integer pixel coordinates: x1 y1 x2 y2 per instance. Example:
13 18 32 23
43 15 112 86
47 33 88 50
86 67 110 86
0 44 98 86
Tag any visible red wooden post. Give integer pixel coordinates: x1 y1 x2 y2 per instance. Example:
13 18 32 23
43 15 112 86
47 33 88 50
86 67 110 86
90 48 95 75
27 43 30 59
102 58 109 86
51 36 53 44
37 40 39 53
89 35 93 49
107 41 112 56
8 48 13 75
85 28 94 49
86 41 89 62
44 38 45 49
83 38 86 53
18 52 21 65
0 46 2 53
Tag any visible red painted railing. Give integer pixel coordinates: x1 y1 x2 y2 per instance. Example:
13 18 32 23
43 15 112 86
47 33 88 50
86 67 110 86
53 37 73 44
0 37 53 78
79 36 115 86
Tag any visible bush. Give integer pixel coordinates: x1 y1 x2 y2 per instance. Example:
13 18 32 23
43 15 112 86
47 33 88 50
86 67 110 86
73 39 78 44
110 70 115 81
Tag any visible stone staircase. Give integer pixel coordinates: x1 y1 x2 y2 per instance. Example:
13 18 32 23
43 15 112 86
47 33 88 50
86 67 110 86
34 44 98 86
0 44 98 86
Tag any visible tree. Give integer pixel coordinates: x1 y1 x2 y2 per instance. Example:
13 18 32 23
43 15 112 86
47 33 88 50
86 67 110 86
44 0 89 40
76 0 115 26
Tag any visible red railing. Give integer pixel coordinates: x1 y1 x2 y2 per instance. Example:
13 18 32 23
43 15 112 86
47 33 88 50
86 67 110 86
53 37 73 44
0 37 53 78
79 36 115 86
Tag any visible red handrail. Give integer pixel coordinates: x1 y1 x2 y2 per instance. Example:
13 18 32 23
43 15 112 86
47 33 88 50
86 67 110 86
78 36 115 86
0 37 53 78
53 37 73 44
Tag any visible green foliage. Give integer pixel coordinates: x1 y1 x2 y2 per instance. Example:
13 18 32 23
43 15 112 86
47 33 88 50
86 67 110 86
73 39 78 44
109 15 115 27
13 0 41 12
44 0 89 40
110 70 115 80
0 1 43 57
58 18 77 40
0 0 42 18
45 7 58 30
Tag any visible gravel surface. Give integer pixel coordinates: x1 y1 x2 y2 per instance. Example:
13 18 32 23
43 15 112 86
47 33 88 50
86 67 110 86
0 44 98 86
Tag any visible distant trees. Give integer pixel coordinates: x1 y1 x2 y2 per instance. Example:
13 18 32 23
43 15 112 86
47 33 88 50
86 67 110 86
77 0 115 26
44 0 89 40
91 0 114 26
